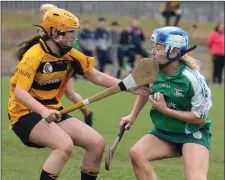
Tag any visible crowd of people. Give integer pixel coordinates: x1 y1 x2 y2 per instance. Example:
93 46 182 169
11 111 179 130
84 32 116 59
76 17 149 78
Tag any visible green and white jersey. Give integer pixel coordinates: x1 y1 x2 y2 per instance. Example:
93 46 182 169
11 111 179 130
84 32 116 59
150 63 212 134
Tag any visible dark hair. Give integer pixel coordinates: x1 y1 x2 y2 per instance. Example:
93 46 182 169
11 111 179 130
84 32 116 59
111 21 119 26
98 17 105 22
15 35 41 61
214 22 223 32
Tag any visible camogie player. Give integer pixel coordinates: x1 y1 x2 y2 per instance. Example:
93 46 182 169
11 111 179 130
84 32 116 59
120 26 212 180
40 3 94 127
8 8 149 180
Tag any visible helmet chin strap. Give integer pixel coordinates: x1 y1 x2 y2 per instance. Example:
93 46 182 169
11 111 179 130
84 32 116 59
50 29 73 55
159 45 197 69
33 25 72 56
53 38 72 54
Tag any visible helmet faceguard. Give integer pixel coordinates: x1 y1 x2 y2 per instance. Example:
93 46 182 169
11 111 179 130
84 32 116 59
148 26 197 67
148 40 169 65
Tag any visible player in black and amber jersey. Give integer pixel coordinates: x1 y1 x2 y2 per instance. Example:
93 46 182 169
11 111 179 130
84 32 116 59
40 4 94 127
8 8 149 180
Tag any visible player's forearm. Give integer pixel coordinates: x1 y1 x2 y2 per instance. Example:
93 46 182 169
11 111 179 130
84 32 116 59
97 72 120 88
85 69 120 88
131 95 149 118
15 85 47 114
164 108 206 124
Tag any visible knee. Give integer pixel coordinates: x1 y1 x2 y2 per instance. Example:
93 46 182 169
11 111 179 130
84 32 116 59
186 172 207 180
90 135 105 155
58 139 74 158
129 147 145 167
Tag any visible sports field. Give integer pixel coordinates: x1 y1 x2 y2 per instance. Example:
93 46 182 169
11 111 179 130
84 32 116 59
1 77 224 180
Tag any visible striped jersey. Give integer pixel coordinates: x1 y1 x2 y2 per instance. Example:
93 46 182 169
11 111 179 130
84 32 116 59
150 63 212 134
8 38 95 128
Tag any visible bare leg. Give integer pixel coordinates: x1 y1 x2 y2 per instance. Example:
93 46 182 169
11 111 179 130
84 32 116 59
29 122 74 176
183 143 209 180
58 118 105 172
130 134 180 180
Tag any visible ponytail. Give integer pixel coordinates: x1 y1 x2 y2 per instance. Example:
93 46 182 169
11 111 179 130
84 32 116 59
15 35 41 61
180 54 200 71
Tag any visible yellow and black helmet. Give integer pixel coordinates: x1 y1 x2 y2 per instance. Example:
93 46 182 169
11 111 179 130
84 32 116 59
42 8 80 33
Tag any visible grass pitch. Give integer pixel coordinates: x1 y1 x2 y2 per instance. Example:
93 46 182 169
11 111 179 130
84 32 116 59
1 77 224 180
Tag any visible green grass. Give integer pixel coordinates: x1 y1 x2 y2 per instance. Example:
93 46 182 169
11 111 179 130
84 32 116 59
1 77 224 180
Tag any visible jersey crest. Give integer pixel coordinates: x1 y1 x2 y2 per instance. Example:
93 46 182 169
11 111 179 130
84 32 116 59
43 62 53 73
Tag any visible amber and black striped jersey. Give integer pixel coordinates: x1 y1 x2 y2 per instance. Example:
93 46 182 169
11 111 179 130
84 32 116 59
160 2 180 13
8 38 95 128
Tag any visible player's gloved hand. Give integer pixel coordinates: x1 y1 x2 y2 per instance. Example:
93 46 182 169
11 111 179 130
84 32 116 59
120 113 137 130
40 109 62 123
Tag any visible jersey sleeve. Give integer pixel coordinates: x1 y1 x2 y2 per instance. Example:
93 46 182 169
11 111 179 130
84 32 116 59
16 54 41 91
190 73 212 119
70 49 95 75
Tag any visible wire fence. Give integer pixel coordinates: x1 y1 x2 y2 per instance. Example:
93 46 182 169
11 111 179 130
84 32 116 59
1 1 224 22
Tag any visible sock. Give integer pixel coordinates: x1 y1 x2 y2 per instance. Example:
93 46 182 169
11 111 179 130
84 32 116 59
40 169 58 180
80 107 90 116
81 168 98 180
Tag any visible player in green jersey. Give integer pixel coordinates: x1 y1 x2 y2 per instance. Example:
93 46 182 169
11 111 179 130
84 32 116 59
120 26 212 180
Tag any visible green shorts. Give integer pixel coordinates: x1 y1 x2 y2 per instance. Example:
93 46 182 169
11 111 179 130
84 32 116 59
149 128 211 154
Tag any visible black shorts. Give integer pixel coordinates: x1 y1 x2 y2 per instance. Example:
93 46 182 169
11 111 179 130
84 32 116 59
12 107 72 148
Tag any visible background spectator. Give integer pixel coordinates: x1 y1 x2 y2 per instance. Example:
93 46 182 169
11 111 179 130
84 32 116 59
207 22 224 86
79 20 95 56
95 17 112 72
131 18 149 61
161 1 183 27
117 24 135 78
109 21 121 76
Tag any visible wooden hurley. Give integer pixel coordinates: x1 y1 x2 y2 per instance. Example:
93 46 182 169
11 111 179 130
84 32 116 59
105 124 126 171
42 58 159 126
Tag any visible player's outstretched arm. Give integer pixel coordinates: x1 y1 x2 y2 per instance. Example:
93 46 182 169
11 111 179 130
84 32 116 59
84 68 150 96
120 95 149 129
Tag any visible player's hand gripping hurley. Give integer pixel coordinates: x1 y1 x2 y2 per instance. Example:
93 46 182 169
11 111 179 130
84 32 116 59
105 124 126 171
42 58 159 126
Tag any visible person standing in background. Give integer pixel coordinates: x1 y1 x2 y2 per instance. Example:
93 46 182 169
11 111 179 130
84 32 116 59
79 20 95 57
117 24 136 78
95 17 112 73
109 21 121 76
207 22 224 87
160 1 183 27
131 18 149 63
